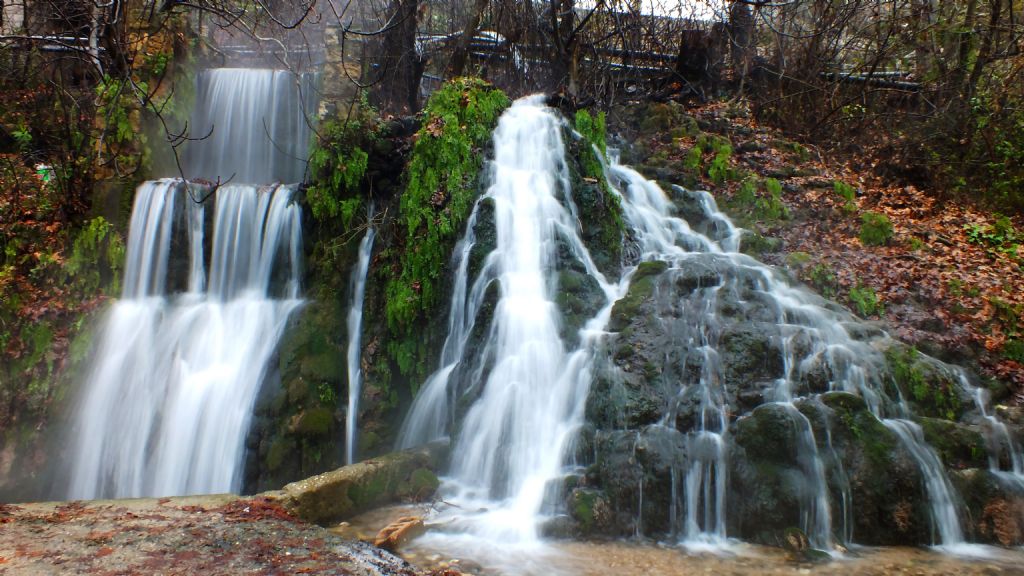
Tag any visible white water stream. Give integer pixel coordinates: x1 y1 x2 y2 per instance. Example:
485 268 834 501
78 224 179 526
345 228 376 465
67 181 302 498
67 68 310 499
401 97 1024 562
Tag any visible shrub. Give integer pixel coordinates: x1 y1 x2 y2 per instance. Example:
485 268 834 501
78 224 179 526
859 211 893 246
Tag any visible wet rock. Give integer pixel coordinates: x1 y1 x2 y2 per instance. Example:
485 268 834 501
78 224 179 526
374 516 425 551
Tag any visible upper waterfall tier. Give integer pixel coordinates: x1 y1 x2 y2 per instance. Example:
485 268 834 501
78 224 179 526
182 68 317 184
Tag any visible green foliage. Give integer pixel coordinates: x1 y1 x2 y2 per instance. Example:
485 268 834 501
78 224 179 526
1004 339 1024 363
11 126 32 152
859 211 893 246
964 214 1020 261
682 145 703 173
807 263 838 298
317 381 337 407
756 177 788 220
574 108 625 261
64 217 125 295
707 143 734 184
575 109 607 172
727 177 788 224
306 103 377 222
833 181 857 213
848 283 884 317
385 78 510 347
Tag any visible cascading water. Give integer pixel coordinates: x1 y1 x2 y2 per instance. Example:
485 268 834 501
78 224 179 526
405 97 622 549
345 227 375 465
970 382 1024 490
184 68 317 184
67 67 310 499
400 97 1024 564
67 181 302 498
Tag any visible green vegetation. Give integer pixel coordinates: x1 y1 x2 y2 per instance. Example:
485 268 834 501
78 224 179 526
833 181 858 213
65 217 125 295
384 78 509 372
848 283 884 317
859 211 894 246
575 109 608 176
704 136 735 184
727 177 788 226
306 96 378 224
806 263 838 298
885 346 963 420
964 214 1020 261
574 109 625 263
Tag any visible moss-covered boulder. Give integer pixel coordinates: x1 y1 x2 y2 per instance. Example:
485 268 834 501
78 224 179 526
268 443 447 525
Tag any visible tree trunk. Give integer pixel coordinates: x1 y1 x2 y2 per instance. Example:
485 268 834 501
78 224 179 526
447 0 489 78
375 0 421 115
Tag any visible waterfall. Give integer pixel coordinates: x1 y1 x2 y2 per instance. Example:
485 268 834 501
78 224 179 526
68 182 303 499
345 228 376 465
401 98 1019 561
406 97 621 546
882 419 965 546
67 67 310 499
971 384 1024 490
184 68 316 184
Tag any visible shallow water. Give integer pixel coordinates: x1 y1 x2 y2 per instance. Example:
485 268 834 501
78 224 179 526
332 505 1024 576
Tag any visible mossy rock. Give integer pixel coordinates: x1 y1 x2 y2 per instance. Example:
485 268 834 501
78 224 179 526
609 260 668 331
739 231 783 257
272 442 448 525
290 407 335 437
883 344 969 421
918 417 988 469
569 488 612 534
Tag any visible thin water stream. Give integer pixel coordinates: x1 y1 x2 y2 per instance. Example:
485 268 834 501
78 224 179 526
345 227 375 465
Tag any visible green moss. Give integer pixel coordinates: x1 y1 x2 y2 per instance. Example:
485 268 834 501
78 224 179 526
570 489 601 532
821 391 895 468
884 345 963 420
384 78 509 359
292 407 335 437
398 467 440 499
609 260 668 331
267 438 293 472
918 417 987 468
574 109 625 263
682 145 703 173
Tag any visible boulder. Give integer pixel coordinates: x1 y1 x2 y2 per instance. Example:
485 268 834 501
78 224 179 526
266 442 446 525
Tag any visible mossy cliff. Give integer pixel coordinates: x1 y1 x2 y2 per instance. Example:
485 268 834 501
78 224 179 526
246 79 509 491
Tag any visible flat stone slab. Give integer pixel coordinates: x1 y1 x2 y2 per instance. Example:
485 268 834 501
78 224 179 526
0 495 418 575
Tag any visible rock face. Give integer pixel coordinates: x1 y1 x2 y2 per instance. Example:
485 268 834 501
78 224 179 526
269 443 446 525
569 244 1024 547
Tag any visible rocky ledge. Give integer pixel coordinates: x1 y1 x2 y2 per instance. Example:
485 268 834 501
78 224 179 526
0 495 417 575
